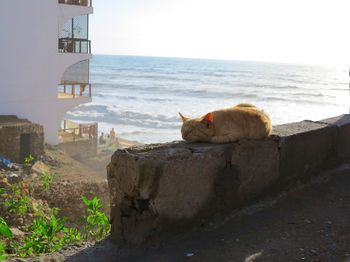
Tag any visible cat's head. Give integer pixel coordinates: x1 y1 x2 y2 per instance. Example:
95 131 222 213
179 112 215 142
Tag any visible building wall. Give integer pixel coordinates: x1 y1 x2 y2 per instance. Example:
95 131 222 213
0 0 93 145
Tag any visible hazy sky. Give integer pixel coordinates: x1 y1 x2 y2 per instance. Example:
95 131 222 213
90 0 350 65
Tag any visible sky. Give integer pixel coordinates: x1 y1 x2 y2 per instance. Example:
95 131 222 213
90 0 350 66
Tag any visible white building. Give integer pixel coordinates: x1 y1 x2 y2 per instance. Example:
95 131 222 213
0 0 95 145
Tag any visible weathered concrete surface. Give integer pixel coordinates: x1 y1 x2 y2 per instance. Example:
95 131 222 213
107 115 350 245
318 114 350 160
273 120 336 184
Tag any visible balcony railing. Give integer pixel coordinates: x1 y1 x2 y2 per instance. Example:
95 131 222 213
59 38 91 54
58 0 92 7
59 120 97 143
58 82 91 99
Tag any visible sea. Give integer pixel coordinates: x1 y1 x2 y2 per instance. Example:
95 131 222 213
65 55 350 144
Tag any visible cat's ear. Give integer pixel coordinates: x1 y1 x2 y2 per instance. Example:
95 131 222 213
201 112 214 124
179 112 189 122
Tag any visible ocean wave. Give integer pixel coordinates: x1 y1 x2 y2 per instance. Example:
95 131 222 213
67 104 181 129
67 55 349 144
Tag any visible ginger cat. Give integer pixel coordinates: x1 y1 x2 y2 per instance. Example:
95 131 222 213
179 103 272 143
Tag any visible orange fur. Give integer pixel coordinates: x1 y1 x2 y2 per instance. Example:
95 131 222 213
180 103 272 143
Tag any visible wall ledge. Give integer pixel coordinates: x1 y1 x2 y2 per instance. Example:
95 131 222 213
107 114 350 245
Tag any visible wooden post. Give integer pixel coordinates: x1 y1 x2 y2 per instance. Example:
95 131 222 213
72 85 75 98
89 84 91 97
64 81 66 93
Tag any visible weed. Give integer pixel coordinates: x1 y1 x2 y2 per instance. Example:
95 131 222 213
0 194 110 258
19 211 66 256
81 196 110 241
3 183 32 216
0 241 6 261
61 227 81 245
40 171 53 191
0 217 12 238
0 217 12 261
24 154 34 165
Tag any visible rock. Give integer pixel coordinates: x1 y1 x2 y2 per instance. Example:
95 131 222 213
7 173 22 184
304 219 312 224
0 177 10 188
15 217 24 226
310 249 318 255
9 227 25 241
31 161 50 176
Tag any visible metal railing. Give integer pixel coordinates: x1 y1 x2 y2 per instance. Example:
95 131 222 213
58 0 92 7
58 38 91 54
58 82 91 99
59 120 97 143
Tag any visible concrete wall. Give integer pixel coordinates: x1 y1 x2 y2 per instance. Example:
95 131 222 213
107 115 350 245
0 0 92 145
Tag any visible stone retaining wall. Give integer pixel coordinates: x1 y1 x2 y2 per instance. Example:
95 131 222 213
0 116 44 163
107 114 350 245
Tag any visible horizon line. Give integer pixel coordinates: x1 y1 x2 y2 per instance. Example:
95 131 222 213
92 53 343 68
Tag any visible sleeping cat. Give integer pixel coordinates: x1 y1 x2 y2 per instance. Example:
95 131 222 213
179 103 272 143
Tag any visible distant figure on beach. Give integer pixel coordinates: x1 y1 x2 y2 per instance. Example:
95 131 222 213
179 103 272 143
99 132 106 144
109 128 116 145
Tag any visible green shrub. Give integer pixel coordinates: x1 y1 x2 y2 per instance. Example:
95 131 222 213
0 241 6 261
81 196 110 241
24 154 34 165
0 217 12 261
0 193 110 258
19 211 66 256
60 227 81 245
3 183 32 216
0 217 12 238
40 171 53 191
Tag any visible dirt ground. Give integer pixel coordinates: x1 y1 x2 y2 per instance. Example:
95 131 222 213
43 164 350 262
71 138 142 179
44 145 106 182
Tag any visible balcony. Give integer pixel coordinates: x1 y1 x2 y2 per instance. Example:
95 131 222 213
59 38 91 54
58 82 91 99
58 0 92 7
59 15 90 54
58 60 91 100
59 120 97 143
